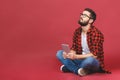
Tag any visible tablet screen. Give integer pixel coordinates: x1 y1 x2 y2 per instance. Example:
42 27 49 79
61 44 70 53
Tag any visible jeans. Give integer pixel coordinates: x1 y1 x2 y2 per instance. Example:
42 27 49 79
56 50 100 75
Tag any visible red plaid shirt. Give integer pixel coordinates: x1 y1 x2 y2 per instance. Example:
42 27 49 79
71 26 111 73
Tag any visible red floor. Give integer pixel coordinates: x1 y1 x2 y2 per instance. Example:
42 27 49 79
0 50 120 80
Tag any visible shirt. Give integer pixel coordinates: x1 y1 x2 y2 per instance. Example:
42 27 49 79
71 26 111 73
81 32 90 54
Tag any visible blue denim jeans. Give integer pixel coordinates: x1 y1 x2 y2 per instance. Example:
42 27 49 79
56 50 100 75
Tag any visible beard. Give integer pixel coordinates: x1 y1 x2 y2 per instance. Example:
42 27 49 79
78 20 89 26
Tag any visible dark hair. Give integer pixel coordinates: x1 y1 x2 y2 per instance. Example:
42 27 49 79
84 8 96 22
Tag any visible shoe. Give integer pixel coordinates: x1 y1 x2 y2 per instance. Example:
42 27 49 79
60 65 71 72
78 68 88 76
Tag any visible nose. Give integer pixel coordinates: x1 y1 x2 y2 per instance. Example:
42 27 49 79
80 17 83 20
80 15 84 20
80 15 84 18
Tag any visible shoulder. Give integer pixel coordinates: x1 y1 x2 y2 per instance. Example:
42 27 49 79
93 26 104 37
74 27 82 33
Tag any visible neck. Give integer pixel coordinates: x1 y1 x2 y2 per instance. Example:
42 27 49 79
81 24 91 33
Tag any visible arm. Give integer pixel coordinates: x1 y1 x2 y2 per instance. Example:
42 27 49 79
75 53 97 59
75 32 104 59
71 28 80 51
67 32 104 60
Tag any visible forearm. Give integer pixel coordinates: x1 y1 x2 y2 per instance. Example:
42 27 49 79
75 53 97 59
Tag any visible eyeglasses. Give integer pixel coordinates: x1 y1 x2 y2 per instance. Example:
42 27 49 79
80 13 91 18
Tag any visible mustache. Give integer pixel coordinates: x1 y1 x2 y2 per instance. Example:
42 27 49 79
78 20 80 24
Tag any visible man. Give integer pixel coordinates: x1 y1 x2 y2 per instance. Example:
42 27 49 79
56 8 111 76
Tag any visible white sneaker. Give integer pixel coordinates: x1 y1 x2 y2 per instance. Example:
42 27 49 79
60 65 71 72
78 68 88 76
60 65 65 72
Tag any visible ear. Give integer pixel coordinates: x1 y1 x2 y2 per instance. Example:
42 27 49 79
89 19 94 24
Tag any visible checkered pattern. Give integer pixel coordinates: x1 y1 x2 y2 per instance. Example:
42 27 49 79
71 26 111 73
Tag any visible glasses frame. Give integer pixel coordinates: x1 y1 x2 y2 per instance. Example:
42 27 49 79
80 13 91 19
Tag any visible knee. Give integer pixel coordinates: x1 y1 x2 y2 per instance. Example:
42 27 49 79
56 50 63 59
84 57 98 64
86 57 99 70
81 57 99 68
86 57 95 61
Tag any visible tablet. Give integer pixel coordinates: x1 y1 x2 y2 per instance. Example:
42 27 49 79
61 44 70 53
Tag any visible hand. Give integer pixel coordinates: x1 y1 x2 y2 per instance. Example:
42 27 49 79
62 51 77 60
93 56 97 59
62 51 76 60
67 52 76 60
62 51 68 59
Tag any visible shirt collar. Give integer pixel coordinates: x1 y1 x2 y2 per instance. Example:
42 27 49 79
87 26 94 33
80 26 94 33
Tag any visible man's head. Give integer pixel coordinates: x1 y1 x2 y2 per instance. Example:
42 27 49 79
78 8 96 26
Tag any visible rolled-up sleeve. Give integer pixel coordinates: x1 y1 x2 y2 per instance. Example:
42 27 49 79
71 29 78 51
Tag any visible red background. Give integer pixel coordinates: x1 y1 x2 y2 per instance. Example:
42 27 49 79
0 0 120 80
